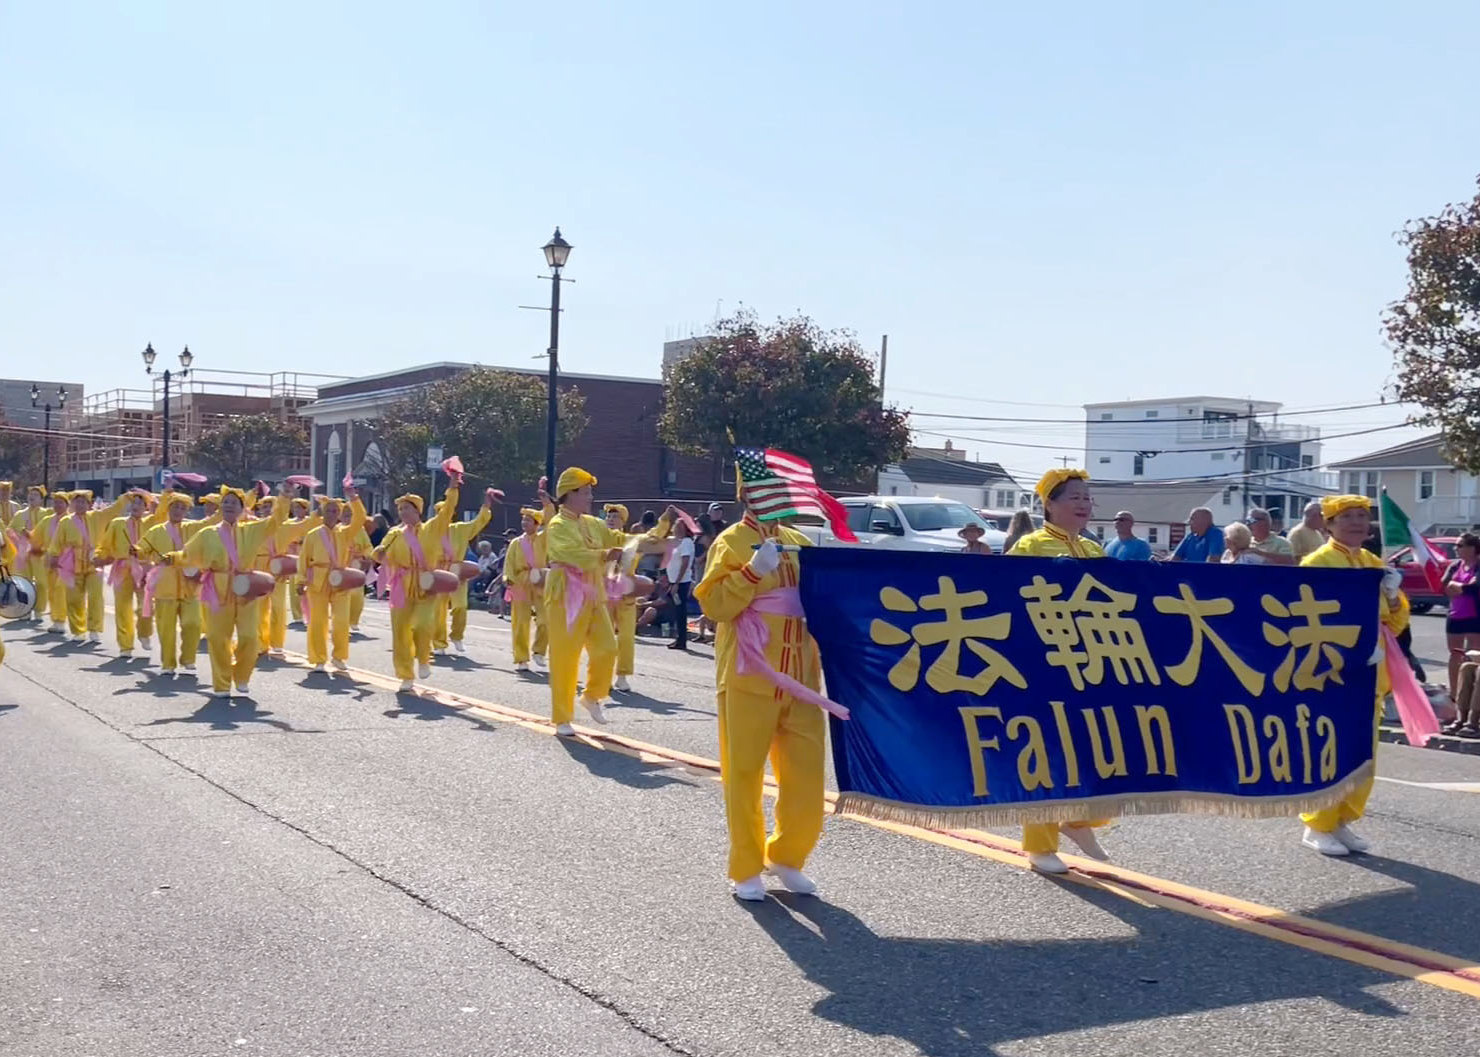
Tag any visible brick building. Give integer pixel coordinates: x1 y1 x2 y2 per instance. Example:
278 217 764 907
299 363 733 533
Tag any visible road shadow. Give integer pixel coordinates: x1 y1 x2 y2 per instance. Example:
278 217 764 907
745 884 1402 1057
298 670 375 702
431 654 494 672
1305 854 1480 963
382 690 498 732
555 736 693 791
84 655 154 675
111 670 199 699
609 689 712 719
140 696 324 734
0 704 17 718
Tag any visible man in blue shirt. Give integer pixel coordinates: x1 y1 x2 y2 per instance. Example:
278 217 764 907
1170 507 1225 562
1104 510 1153 560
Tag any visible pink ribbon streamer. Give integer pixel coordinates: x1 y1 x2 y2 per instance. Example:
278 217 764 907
552 562 596 630
1382 626 1440 747
7 527 29 564
733 588 850 720
56 548 78 589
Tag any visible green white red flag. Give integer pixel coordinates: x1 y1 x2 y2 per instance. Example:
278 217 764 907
1380 490 1445 593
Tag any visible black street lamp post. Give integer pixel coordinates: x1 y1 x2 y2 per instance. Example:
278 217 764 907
142 343 194 473
29 384 67 489
541 228 572 489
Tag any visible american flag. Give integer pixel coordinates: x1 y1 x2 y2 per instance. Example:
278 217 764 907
735 447 858 542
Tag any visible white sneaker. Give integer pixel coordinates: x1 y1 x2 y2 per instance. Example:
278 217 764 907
88 631 102 643
417 662 432 679
1060 825 1110 862
311 664 327 673
554 723 576 736
49 623 65 634
119 648 133 658
161 667 176 676
1029 852 1069 874
614 675 631 692
139 636 152 650
331 659 348 671
269 648 285 659
398 679 416 693
350 625 360 633
234 684 251 697
533 655 547 670
434 648 447 657
71 634 86 644
732 876 768 902
514 661 531 672
452 639 465 654
1301 827 1350 856
765 864 817 895
1331 824 1371 853
212 689 231 699
580 697 609 725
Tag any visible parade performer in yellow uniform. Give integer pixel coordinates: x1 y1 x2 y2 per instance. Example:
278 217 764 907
96 489 163 656
432 494 492 655
8 486 51 625
301 489 371 672
600 503 675 692
542 468 628 732
255 494 317 658
694 455 853 901
349 513 375 632
1006 469 1115 875
505 507 549 672
47 490 129 643
0 528 15 667
375 481 464 692
29 491 72 633
173 483 291 697
137 493 217 675
1298 494 1409 857
0 481 16 527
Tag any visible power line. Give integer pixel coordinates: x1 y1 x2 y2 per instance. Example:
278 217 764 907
908 421 1411 456
906 399 1402 425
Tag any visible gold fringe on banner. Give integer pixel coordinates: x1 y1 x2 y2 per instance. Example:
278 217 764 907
833 760 1376 831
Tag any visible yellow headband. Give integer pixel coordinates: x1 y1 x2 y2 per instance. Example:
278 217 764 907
1320 494 1372 520
219 486 252 508
291 498 310 512
519 507 543 525
0 481 11 490
200 493 221 507
52 491 71 503
556 466 596 496
27 485 47 498
603 503 629 525
1035 468 1089 504
70 489 94 502
165 493 194 511
396 493 425 515
320 498 345 515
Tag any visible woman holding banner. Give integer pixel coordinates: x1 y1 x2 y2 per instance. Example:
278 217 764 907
1006 468 1115 875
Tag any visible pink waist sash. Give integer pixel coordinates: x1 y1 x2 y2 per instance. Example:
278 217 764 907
552 562 597 630
108 556 145 591
733 588 849 720
56 548 79 588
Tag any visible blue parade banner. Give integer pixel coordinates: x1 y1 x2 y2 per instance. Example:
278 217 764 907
799 548 1382 827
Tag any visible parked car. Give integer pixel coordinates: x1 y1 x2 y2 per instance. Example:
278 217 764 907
1386 537 1458 613
796 496 1008 552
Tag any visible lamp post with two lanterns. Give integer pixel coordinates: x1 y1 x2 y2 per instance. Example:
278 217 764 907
29 384 67 490
541 228 572 490
142 343 194 475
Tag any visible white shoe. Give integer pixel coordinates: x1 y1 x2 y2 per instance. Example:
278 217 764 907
88 631 102 643
1029 852 1069 874
614 675 631 692
350 625 360 633
452 639 465 654
732 876 768 902
71 634 86 644
311 664 327 673
554 723 576 736
765 864 817 895
49 623 65 634
533 655 547 669
269 648 285 659
331 659 348 672
1331 824 1371 853
1060 825 1110 862
119 648 133 658
212 689 231 699
417 662 432 679
434 648 447 657
514 661 530 672
580 697 609 725
234 684 250 697
161 667 176 676
139 636 152 650
398 679 416 693
1301 827 1350 856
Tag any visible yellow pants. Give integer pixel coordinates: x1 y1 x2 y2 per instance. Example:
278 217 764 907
112 577 153 650
153 597 201 669
547 599 615 725
1301 704 1381 832
1021 820 1111 855
204 598 262 692
48 568 67 625
511 599 547 664
66 571 105 635
289 575 305 623
307 590 352 665
434 585 470 649
259 578 291 653
390 599 437 681
717 685 827 882
615 601 637 676
26 555 48 620
349 588 364 628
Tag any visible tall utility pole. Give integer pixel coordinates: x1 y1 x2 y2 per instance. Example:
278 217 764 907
878 334 888 394
1242 399 1255 513
142 343 194 473
30 384 67 489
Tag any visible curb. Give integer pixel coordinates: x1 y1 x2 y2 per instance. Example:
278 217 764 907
1379 725 1480 756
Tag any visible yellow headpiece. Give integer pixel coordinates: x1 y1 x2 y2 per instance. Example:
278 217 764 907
1320 494 1371 521
396 493 425 515
219 485 252 508
1035 468 1090 504
603 503 629 525
556 466 596 497
200 493 221 507
165 492 194 511
291 497 311 513
320 497 345 516
51 491 71 504
0 481 12 491
27 484 47 498
70 489 94 502
519 507 543 525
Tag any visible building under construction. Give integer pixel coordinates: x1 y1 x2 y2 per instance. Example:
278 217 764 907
57 368 345 496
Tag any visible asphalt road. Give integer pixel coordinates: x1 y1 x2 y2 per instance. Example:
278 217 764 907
3 601 1479 1057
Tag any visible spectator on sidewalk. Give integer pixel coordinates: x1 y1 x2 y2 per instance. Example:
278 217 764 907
959 523 992 554
706 502 729 536
1104 511 1152 560
1247 507 1295 566
1286 501 1328 561
1003 510 1035 555
666 519 696 651
1221 522 1261 564
1170 507 1225 563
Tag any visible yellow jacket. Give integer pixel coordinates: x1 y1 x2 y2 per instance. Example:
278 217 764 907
301 499 372 594
1301 539 1409 697
693 515 820 700
46 496 130 571
503 530 548 598
8 504 49 541
97 515 153 564
180 498 291 603
253 514 320 573
374 487 461 604
28 509 66 555
543 508 623 610
137 516 219 601
1007 524 1106 558
435 504 492 569
0 497 16 526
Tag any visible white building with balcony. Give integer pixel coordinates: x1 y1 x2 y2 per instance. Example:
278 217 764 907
1332 434 1479 535
1083 396 1331 522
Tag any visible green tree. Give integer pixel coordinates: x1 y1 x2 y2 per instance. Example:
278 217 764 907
660 311 911 480
0 427 45 486
1386 175 1480 471
186 415 309 482
375 367 588 499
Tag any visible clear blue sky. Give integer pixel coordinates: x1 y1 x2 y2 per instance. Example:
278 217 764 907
3 1 1475 482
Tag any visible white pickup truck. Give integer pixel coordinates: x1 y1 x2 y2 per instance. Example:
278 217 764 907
793 495 1008 552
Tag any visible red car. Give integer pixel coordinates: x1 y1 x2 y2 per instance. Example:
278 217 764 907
1386 537 1459 613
